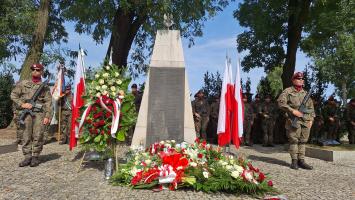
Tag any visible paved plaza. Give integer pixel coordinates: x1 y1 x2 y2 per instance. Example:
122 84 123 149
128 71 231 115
1 129 354 200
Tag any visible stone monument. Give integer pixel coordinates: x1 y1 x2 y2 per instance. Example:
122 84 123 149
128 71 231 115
131 20 195 147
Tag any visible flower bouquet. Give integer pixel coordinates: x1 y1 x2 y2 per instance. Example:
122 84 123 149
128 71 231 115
78 64 137 153
111 139 275 195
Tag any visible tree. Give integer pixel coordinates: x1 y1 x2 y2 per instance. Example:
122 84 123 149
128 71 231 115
302 65 311 91
266 66 283 98
0 63 16 128
201 71 222 102
59 1 229 76
302 0 355 105
308 64 327 103
0 0 36 62
234 0 311 88
257 76 272 99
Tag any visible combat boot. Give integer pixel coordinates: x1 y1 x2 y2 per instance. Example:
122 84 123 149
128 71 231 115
19 157 32 167
30 156 40 167
290 159 298 170
298 159 313 170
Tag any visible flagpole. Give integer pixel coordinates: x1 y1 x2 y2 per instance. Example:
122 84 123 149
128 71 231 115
58 102 62 143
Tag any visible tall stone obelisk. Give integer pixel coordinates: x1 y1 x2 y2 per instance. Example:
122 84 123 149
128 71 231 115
131 29 196 148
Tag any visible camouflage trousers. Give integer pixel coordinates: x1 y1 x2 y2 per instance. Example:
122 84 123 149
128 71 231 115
285 120 311 160
243 119 253 145
348 123 355 144
325 119 340 140
194 116 209 139
22 112 45 158
60 111 72 143
262 119 274 145
310 116 323 142
13 116 25 145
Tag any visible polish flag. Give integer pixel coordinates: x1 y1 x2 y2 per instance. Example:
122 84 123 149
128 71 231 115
69 47 86 150
231 59 244 149
217 58 234 146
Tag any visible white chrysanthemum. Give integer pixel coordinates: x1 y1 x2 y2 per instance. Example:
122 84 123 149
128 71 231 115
226 165 233 171
189 162 197 167
160 141 165 145
95 86 101 90
103 73 109 78
102 85 108 90
116 79 122 85
110 86 116 92
171 140 176 143
130 167 141 176
99 79 105 85
102 90 108 96
111 92 116 97
234 165 244 173
231 171 241 179
95 74 100 78
145 159 151 165
105 65 110 70
114 72 119 77
203 171 209 179
96 92 101 97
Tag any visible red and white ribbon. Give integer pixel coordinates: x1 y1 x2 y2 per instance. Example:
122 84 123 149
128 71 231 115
77 104 92 138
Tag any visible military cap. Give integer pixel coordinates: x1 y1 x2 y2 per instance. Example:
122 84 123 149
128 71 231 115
328 95 335 101
65 85 71 90
31 63 44 70
131 83 138 88
292 72 304 80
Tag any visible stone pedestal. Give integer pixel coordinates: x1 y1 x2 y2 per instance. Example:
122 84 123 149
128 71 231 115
131 30 195 148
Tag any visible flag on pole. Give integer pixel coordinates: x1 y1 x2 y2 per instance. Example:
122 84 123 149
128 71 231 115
69 46 86 150
217 57 234 146
231 58 244 149
52 64 65 100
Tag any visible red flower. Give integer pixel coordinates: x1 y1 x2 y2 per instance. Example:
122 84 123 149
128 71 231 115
195 138 200 144
198 153 203 159
98 120 105 126
131 171 143 185
267 180 273 187
105 112 111 118
248 163 259 173
100 130 105 135
86 119 92 124
143 168 159 184
258 172 265 182
93 112 103 119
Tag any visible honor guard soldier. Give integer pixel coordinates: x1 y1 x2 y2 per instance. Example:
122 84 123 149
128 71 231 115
11 63 52 167
277 72 315 170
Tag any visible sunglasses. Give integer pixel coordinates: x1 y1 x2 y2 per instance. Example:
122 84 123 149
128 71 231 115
31 68 42 72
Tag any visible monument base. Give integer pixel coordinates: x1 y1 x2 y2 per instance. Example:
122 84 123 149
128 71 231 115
306 145 355 162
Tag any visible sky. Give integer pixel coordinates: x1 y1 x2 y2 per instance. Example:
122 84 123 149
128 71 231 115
11 1 318 96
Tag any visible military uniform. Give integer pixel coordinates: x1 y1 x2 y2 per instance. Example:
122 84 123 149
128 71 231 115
278 82 315 169
323 100 340 141
310 100 323 143
243 101 254 145
59 93 72 144
259 101 277 146
345 100 355 144
208 97 219 144
251 98 262 144
10 79 51 163
192 97 210 139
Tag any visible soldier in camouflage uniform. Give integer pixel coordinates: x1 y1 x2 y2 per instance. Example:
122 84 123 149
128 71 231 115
59 85 72 145
208 95 220 144
310 97 324 143
192 90 210 139
259 94 277 147
345 98 355 144
243 93 254 146
13 100 25 145
277 72 315 170
323 96 341 141
10 63 52 167
251 94 262 144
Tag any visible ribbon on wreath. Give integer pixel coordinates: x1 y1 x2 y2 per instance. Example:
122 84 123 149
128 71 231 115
77 95 123 138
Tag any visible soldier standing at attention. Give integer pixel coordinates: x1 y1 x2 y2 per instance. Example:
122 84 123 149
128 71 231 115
192 90 210 139
59 85 72 145
345 98 355 144
208 95 220 144
323 96 340 141
260 94 277 147
251 94 262 144
243 93 254 146
277 72 315 170
11 63 52 167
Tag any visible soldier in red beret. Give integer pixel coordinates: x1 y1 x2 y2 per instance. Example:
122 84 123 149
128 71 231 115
277 72 315 170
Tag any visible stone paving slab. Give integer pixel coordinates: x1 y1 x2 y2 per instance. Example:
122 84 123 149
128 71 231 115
1 128 355 200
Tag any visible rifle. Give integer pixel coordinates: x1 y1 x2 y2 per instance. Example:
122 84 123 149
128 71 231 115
291 85 315 128
18 79 50 125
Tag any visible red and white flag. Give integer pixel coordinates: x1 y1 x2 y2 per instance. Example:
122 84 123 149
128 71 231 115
217 58 234 146
231 59 244 149
52 64 65 100
69 47 86 150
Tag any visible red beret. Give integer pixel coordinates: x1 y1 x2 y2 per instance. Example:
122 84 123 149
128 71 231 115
31 63 44 70
292 72 304 80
